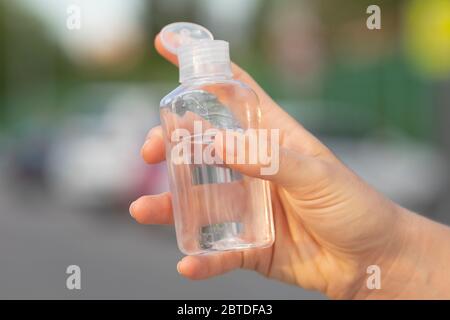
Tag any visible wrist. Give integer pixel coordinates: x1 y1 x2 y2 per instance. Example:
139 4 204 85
353 206 450 299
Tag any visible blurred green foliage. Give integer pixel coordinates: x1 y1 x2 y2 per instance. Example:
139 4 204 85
0 0 442 142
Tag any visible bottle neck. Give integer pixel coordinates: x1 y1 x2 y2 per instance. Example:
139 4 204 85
180 72 232 84
179 61 233 83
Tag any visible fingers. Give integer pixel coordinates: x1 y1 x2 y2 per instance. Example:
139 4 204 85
214 130 331 189
154 33 178 66
141 126 165 164
230 63 276 107
129 192 173 224
177 251 243 280
130 192 247 280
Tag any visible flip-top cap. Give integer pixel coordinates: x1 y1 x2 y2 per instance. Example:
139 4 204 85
160 22 214 55
160 22 232 83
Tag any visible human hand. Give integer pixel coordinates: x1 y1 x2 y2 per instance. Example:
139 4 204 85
130 33 448 299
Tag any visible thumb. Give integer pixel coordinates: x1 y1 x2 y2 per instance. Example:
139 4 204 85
213 130 330 189
154 33 178 66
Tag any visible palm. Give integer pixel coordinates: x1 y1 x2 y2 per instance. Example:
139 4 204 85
237 175 354 297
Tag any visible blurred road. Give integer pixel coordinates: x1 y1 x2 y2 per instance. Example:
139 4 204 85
1 135 448 299
0 174 323 299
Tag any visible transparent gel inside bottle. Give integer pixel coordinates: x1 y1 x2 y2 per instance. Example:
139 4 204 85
159 23 274 255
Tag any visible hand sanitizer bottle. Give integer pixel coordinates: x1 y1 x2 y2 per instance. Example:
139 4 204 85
159 22 274 255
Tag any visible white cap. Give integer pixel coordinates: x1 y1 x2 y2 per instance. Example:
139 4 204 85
160 22 232 83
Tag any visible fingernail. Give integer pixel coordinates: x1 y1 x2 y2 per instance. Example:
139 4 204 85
129 201 137 218
176 261 182 274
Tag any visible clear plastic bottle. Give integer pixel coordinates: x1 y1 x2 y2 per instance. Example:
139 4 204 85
159 22 274 255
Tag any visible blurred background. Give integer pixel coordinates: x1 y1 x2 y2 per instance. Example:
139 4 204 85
0 0 449 299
